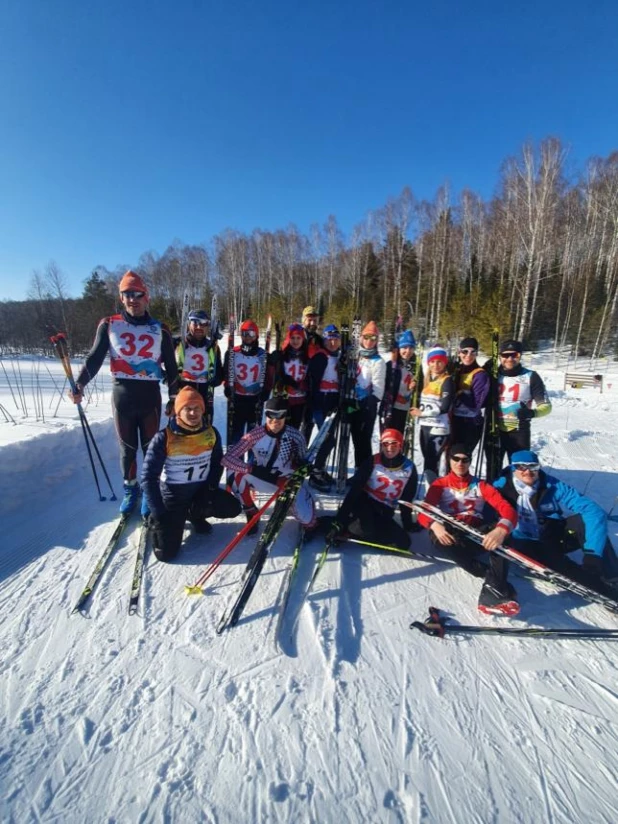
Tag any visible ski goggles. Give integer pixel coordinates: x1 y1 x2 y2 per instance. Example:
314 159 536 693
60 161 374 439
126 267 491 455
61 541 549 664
190 320 210 327
459 348 477 355
121 290 146 299
288 323 304 334
241 329 257 338
500 351 520 359
513 462 540 472
265 409 288 420
361 334 378 341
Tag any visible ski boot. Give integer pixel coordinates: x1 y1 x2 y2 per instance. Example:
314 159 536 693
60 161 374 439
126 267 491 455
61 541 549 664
244 505 259 536
120 480 138 515
190 518 213 535
309 468 334 492
478 582 520 616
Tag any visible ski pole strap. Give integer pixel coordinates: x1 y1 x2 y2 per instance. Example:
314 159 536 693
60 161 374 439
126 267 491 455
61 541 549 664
410 606 447 638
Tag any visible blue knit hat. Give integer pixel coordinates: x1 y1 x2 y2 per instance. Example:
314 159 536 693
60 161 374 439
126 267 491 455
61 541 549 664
323 324 340 339
397 330 416 348
511 450 539 466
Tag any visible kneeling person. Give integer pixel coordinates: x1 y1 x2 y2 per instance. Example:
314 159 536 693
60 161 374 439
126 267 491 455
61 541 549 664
142 387 241 562
330 429 418 551
222 396 317 535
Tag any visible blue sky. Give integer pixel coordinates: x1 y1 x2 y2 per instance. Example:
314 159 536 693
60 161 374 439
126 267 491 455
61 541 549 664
1 0 617 300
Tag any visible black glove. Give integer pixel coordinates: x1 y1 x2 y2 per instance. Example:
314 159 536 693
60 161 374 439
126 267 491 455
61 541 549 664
517 403 535 422
582 550 603 577
165 398 176 416
224 385 231 399
147 514 166 548
251 465 281 485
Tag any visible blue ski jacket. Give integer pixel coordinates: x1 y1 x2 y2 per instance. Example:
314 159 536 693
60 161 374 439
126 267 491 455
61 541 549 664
493 470 607 556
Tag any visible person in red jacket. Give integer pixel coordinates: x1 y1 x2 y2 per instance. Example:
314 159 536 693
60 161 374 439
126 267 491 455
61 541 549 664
418 442 519 615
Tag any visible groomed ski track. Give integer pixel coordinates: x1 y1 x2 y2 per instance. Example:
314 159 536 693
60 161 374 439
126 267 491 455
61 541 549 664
0 358 618 823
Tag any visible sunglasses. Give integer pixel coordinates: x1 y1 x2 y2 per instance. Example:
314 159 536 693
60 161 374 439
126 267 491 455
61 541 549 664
191 321 210 328
382 440 400 447
241 330 257 338
500 352 519 359
362 334 378 341
514 463 540 472
460 348 477 355
121 290 146 299
265 410 287 420
451 456 471 464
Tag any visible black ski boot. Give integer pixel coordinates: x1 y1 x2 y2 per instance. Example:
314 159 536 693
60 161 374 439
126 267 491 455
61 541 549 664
244 505 259 536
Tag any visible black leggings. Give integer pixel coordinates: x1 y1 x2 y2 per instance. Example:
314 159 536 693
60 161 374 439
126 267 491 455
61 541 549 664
153 486 241 562
112 382 161 481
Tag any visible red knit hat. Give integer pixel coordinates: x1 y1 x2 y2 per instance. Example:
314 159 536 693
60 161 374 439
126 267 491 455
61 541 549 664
380 428 404 447
361 321 379 338
118 270 149 297
174 386 206 416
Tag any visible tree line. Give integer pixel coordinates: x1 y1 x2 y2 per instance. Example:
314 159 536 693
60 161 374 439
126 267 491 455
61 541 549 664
1 137 617 360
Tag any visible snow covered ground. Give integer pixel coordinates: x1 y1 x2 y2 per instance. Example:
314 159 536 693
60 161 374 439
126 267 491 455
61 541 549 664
1 350 618 823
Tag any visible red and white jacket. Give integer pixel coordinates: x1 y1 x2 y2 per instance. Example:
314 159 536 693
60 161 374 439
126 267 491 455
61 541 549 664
418 471 517 534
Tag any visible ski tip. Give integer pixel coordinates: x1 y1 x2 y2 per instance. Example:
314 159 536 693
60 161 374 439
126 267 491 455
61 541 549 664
184 585 204 596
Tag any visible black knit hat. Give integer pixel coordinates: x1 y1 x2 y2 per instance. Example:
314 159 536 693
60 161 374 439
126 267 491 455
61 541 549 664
499 339 523 354
264 396 289 413
448 442 472 459
459 337 479 351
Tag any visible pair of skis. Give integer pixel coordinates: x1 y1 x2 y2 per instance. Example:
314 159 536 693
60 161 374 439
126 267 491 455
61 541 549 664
405 499 618 615
72 513 150 616
272 525 453 647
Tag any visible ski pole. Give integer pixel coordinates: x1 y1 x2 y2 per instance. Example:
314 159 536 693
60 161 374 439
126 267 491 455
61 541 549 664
185 489 281 594
343 536 456 563
411 606 618 640
50 333 117 501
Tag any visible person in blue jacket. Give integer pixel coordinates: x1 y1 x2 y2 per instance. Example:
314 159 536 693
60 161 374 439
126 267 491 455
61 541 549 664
141 386 241 562
493 449 618 588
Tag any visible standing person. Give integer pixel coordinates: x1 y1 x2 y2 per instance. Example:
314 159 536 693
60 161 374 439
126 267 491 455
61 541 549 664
349 321 386 468
176 309 223 425
380 330 418 434
302 305 325 355
329 428 419 550
223 319 268 446
268 323 310 431
141 387 241 562
451 336 490 453
69 270 179 515
222 397 317 535
493 450 618 589
418 443 519 615
409 346 454 482
486 340 552 470
307 323 342 489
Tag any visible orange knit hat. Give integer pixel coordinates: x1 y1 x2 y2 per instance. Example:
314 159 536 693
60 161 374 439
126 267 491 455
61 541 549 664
361 321 379 338
118 270 149 297
174 386 206 416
